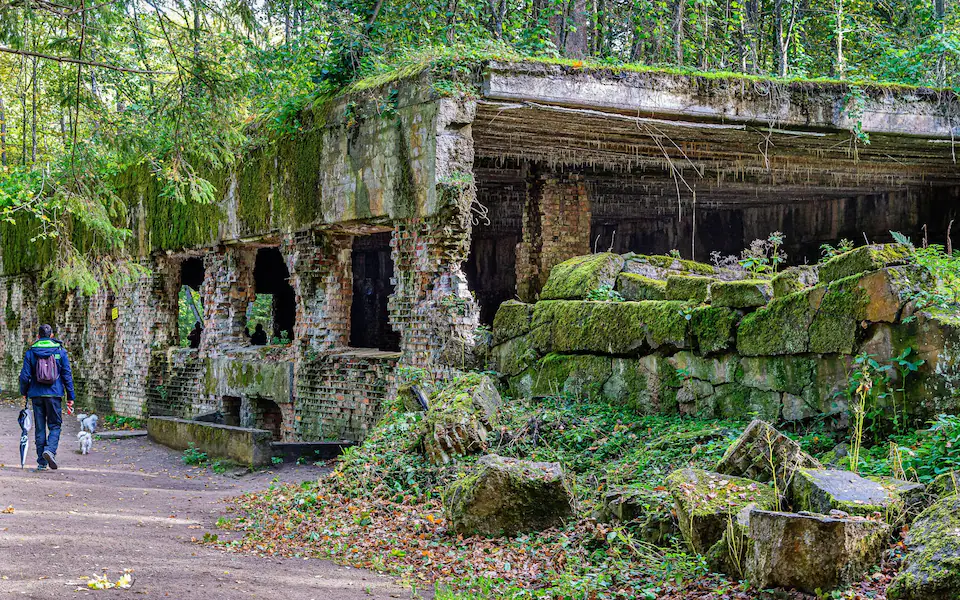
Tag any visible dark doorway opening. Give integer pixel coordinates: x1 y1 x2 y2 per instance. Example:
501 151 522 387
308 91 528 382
253 247 296 343
179 257 205 347
253 397 283 441
466 162 523 325
222 396 241 427
350 232 400 351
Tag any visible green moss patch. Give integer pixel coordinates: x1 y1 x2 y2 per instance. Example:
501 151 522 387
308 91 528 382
529 353 613 400
808 275 869 354
819 244 913 283
626 253 716 275
492 300 534 344
665 275 715 302
540 253 625 301
736 290 817 355
689 306 739 354
887 494 960 600
772 266 818 298
739 356 816 395
710 280 772 308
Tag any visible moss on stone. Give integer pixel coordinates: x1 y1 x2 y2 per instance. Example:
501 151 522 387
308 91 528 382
739 356 816 395
772 266 819 298
489 334 537 376
713 383 781 421
543 301 649 354
629 254 716 275
668 352 740 385
492 300 534 344
809 275 870 354
819 243 913 283
689 306 739 354
710 279 772 308
665 274 715 302
540 253 626 300
790 468 902 517
530 353 613 400
737 290 817 356
616 272 667 301
885 495 960 600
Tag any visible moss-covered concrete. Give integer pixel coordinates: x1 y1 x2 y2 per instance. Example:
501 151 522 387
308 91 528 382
492 300 534 344
539 253 625 300
819 243 913 283
665 274 715 302
147 416 273 467
808 275 870 354
772 266 818 297
736 289 817 355
615 272 667 301
529 353 613 400
887 494 960 600
790 468 903 517
689 306 738 354
710 279 772 308
739 356 816 395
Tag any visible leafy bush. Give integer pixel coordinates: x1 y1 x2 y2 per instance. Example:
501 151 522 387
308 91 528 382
182 443 208 466
585 284 625 302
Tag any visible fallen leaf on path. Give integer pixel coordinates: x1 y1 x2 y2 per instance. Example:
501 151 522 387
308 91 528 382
1 506 14 514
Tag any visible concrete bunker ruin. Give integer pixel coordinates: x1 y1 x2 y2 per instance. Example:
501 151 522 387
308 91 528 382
1 61 958 441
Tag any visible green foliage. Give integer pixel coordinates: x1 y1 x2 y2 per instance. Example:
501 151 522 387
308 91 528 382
820 239 855 261
182 443 208 466
738 232 786 277
101 415 145 431
585 284 624 302
178 286 203 347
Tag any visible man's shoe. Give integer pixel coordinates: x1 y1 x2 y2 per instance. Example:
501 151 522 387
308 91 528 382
42 451 58 470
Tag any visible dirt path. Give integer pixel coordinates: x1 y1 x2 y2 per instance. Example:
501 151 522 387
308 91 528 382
0 404 416 599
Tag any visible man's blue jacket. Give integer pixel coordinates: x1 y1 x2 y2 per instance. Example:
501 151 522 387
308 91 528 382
19 338 76 401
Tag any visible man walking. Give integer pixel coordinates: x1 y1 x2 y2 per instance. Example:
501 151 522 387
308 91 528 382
19 324 75 471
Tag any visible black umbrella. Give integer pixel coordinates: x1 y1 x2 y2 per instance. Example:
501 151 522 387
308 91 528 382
17 405 31 469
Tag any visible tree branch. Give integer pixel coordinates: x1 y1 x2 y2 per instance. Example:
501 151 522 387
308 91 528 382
0 45 174 74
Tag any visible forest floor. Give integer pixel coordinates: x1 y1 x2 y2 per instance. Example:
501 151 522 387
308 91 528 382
0 403 416 599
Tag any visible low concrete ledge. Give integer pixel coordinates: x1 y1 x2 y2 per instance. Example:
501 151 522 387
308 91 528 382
147 416 273 467
272 442 355 463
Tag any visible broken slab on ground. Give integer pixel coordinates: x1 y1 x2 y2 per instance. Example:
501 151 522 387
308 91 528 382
746 510 890 594
716 420 821 499
790 468 904 517
444 454 574 537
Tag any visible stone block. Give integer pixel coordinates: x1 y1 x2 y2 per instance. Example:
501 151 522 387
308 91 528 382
818 243 913 284
736 290 817 355
529 353 613 400
489 334 537 377
746 510 891 594
665 274 715 302
772 266 818 298
615 272 667 301
667 468 778 554
668 352 740 385
717 420 822 498
492 300 534 344
886 494 960 600
713 384 781 421
621 253 716 277
709 279 772 308
739 356 816 395
147 416 273 467
928 471 959 500
540 253 625 300
444 454 574 537
540 301 649 355
688 306 739 354
790 468 902 517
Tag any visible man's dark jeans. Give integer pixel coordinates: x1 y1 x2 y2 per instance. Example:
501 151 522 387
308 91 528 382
32 396 62 468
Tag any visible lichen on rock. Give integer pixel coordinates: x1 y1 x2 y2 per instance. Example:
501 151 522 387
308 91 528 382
665 274 716 302
819 243 913 284
422 373 502 465
887 494 960 600
615 272 667 301
710 279 772 308
492 300 534 344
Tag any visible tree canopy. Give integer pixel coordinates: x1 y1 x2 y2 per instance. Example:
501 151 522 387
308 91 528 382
0 0 957 292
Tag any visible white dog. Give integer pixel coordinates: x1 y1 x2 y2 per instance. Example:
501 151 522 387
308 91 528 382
77 431 93 455
77 413 98 434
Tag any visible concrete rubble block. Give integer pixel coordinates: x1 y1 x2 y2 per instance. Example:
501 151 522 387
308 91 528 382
712 383 781 422
668 351 740 385
676 378 716 418
539 253 625 300
666 467 778 554
818 243 913 284
790 468 903 517
621 253 717 278
147 416 273 468
736 289 817 356
771 266 819 298
528 353 613 401
491 300 534 344
444 454 574 537
615 272 667 301
488 334 537 377
902 309 960 417
688 306 739 354
868 476 927 517
886 494 960 600
422 374 502 465
602 487 680 546
746 510 891 594
665 274 716 302
539 301 649 355
739 356 816 395
709 279 773 308
716 420 822 498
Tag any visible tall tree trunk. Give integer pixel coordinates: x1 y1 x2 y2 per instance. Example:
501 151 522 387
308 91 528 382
673 0 685 65
0 91 7 167
565 0 589 58
699 0 710 69
193 0 202 59
935 0 946 85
